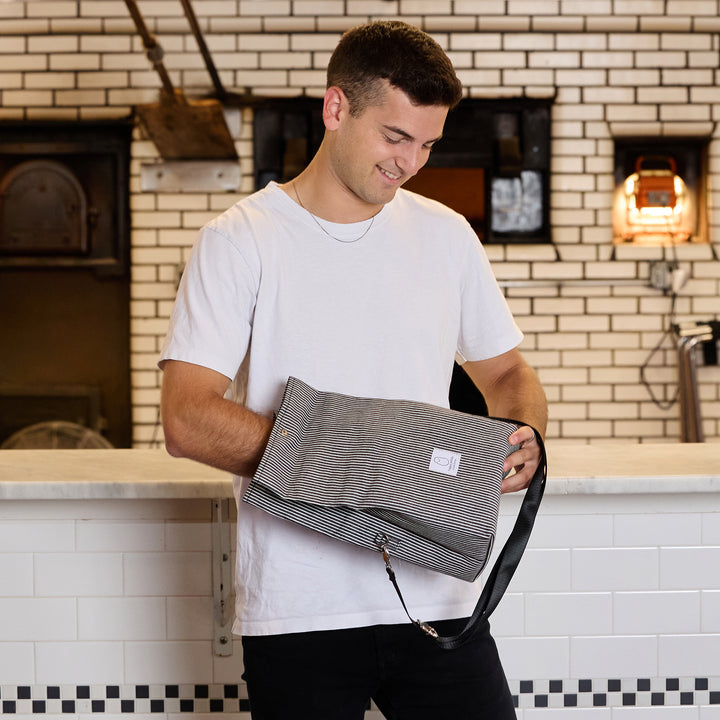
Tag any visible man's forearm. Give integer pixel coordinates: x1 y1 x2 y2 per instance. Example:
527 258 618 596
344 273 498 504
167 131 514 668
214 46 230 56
161 360 273 477
463 350 548 438
164 395 273 476
484 363 548 438
462 350 547 493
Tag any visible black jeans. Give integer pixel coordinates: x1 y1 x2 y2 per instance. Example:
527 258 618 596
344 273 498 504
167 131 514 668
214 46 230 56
241 618 516 720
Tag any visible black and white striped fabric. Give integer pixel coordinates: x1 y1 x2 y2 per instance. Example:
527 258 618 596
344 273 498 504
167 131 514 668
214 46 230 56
243 376 547 648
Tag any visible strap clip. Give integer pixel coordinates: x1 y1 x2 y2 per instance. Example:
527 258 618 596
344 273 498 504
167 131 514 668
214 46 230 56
375 533 437 639
417 621 438 639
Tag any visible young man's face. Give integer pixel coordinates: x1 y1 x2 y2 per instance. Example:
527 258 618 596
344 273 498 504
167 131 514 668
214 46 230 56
328 81 449 210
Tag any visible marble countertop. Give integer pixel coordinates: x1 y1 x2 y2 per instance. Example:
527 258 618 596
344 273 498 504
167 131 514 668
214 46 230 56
0 443 719 500
546 442 720 495
0 449 231 500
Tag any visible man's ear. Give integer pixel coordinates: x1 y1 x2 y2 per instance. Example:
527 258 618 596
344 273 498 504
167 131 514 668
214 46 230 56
323 86 348 130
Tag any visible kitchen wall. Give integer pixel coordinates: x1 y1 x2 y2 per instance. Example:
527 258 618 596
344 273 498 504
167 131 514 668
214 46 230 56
1 475 718 719
1 0 720 446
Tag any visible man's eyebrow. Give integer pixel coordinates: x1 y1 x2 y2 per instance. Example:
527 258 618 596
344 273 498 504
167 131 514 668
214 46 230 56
382 124 443 145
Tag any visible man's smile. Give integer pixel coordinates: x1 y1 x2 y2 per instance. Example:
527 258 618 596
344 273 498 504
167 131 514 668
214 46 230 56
378 166 402 182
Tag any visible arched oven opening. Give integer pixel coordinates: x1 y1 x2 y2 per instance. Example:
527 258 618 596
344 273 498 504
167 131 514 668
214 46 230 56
0 122 132 449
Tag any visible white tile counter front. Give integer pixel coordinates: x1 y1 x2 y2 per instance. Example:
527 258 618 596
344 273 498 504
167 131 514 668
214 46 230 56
0 445 719 719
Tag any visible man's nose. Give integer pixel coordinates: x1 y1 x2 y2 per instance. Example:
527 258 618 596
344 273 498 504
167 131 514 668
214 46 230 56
397 145 428 177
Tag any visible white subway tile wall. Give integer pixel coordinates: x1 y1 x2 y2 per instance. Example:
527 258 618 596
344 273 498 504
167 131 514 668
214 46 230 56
492 491 720 716
2 1 719 447
0 493 718 716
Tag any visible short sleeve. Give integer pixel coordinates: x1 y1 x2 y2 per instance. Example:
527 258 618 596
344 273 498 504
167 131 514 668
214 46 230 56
456 234 523 362
158 224 260 381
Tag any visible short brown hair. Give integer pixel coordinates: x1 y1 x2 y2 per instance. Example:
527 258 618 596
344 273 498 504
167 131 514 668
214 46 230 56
327 21 463 117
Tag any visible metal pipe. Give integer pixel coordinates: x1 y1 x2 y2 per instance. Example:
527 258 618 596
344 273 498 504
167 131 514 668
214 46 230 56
497 278 649 289
677 337 695 442
676 326 713 443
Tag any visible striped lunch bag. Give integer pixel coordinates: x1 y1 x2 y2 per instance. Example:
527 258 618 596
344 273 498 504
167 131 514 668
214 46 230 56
243 376 546 649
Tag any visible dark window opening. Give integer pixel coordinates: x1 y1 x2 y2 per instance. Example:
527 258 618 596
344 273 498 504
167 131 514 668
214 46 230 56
253 97 552 244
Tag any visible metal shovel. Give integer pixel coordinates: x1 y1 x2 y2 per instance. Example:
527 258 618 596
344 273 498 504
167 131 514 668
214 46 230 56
123 0 237 160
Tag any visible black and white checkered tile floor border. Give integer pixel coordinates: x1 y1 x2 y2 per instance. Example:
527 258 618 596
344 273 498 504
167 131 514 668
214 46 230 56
0 679 718 714
510 677 720 710
0 684 250 715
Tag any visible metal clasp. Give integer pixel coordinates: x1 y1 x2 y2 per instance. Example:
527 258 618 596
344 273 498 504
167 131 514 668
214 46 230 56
417 621 439 639
374 532 395 569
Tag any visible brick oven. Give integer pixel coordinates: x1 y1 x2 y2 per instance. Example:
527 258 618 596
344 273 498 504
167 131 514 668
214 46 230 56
0 122 132 448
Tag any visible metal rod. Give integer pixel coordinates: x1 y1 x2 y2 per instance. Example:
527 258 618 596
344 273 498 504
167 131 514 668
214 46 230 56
178 0 226 100
211 498 234 656
123 0 176 98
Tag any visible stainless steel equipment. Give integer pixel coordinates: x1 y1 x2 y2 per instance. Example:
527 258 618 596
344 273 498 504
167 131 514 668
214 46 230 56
675 322 720 443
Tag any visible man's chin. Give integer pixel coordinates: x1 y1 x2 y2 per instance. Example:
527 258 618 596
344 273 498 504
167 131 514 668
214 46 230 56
366 184 402 207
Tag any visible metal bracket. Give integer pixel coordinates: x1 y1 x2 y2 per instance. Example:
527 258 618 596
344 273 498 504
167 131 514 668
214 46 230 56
140 159 241 193
211 498 234 656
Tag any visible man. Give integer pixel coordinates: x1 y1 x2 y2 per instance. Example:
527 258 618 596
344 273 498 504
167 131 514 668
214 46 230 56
159 20 547 720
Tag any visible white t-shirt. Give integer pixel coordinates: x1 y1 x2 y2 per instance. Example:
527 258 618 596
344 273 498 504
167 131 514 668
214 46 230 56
160 181 523 636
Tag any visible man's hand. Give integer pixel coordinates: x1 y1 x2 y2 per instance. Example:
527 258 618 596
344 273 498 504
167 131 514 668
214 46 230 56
501 424 542 494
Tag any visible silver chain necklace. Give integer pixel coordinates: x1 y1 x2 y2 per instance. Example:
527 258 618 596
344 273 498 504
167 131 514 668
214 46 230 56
293 183 375 244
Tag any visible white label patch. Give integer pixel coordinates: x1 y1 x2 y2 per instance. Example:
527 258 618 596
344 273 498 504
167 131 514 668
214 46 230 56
429 448 461 476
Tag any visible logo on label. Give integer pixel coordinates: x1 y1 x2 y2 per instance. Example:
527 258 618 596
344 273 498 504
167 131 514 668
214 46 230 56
429 448 461 476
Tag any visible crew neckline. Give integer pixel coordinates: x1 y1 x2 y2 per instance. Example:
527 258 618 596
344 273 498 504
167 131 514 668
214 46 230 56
266 181 391 241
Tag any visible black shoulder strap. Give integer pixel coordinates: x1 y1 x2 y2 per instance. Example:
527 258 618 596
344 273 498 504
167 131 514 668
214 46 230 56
380 431 547 650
